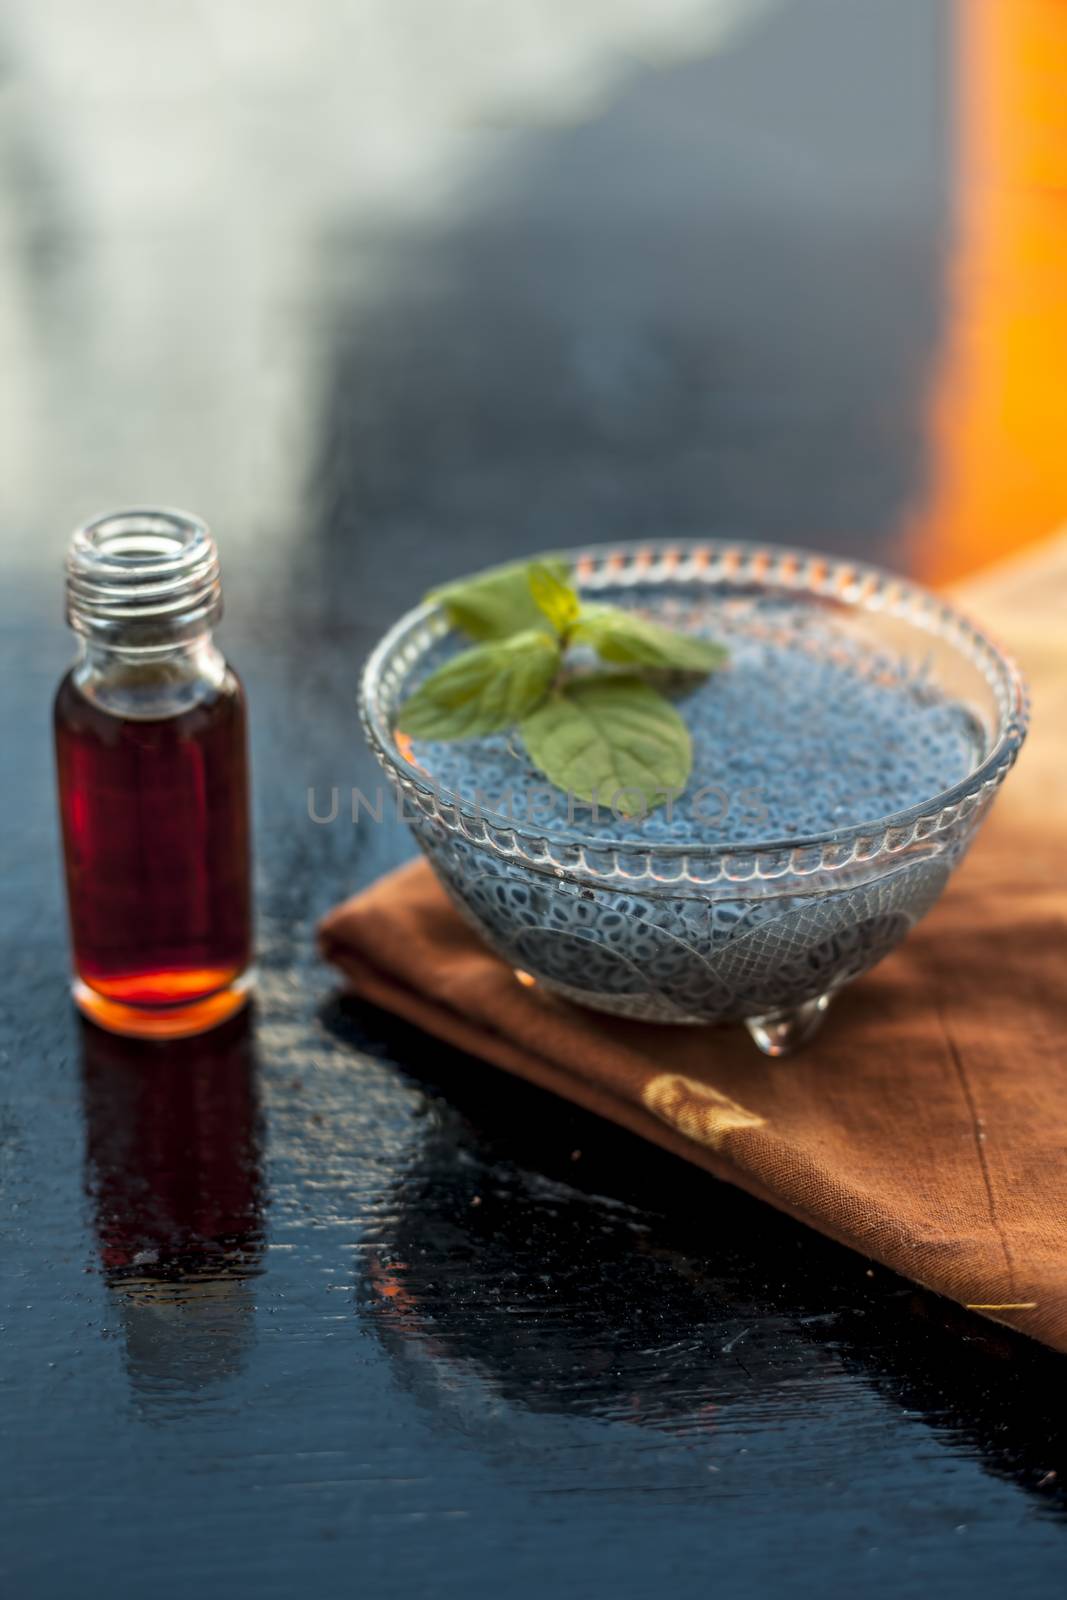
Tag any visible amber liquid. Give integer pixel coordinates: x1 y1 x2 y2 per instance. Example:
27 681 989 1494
55 669 252 1036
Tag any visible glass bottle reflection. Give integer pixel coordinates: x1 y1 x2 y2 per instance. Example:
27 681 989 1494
80 1009 264 1409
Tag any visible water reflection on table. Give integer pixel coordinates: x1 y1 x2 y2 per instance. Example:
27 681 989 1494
79 1011 264 1410
337 998 1067 1516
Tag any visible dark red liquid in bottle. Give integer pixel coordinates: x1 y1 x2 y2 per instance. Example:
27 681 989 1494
55 669 252 1034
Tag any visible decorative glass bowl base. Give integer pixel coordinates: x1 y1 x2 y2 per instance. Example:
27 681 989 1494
415 826 959 1054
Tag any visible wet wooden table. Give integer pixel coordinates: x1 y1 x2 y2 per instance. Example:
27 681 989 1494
3 2 1066 1594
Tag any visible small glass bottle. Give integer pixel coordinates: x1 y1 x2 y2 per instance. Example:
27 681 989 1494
54 509 253 1039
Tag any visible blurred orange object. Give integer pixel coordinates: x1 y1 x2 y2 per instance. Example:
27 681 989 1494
907 0 1067 582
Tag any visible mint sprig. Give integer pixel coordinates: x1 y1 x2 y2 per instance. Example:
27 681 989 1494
396 628 560 739
526 561 581 634
570 605 727 674
428 557 570 640
398 559 728 813
521 675 691 812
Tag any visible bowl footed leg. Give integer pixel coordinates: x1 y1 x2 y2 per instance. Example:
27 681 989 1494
744 992 832 1057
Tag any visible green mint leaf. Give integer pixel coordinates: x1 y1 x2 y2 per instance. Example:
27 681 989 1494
428 557 571 641
397 629 560 740
571 606 728 674
527 561 581 634
519 674 691 814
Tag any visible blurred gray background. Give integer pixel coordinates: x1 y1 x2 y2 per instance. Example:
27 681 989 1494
1 0 949 610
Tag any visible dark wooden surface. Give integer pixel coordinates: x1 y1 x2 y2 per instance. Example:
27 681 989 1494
3 2 1066 1595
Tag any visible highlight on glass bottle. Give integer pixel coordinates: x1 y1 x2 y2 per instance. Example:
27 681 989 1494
54 509 253 1039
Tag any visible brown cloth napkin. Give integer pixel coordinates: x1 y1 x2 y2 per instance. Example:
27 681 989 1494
320 537 1067 1352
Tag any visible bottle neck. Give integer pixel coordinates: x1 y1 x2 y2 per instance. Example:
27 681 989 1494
64 508 228 718
65 508 223 648
72 631 228 721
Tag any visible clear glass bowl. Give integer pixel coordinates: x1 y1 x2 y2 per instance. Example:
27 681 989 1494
360 541 1029 1054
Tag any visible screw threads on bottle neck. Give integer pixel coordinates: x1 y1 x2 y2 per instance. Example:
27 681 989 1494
66 508 223 650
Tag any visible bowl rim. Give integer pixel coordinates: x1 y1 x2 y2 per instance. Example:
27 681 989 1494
359 538 1030 880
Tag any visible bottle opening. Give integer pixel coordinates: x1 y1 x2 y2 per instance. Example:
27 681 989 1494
66 507 222 646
